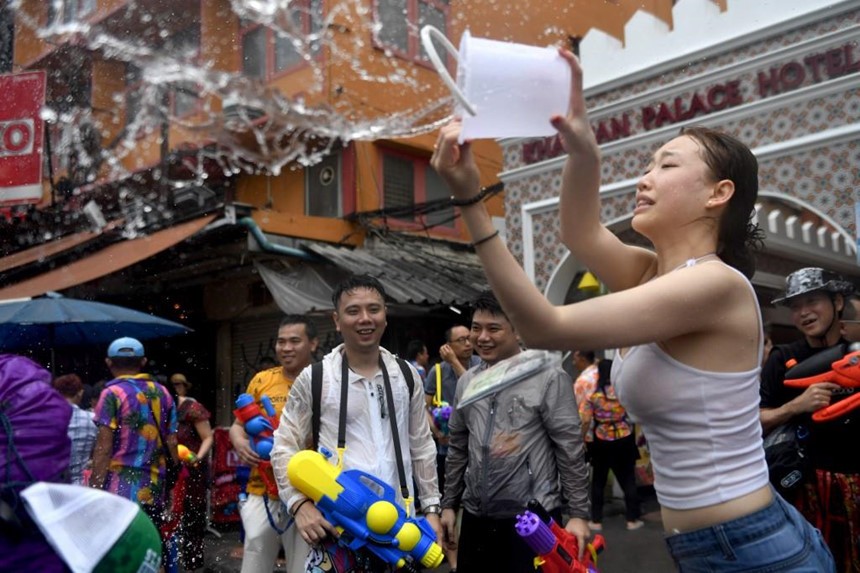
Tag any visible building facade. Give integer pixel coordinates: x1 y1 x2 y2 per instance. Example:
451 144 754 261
500 0 860 340
2 0 673 422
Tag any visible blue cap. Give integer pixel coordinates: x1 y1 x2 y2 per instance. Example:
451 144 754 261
107 337 145 358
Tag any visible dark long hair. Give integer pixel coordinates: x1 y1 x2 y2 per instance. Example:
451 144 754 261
680 126 764 279
596 358 613 393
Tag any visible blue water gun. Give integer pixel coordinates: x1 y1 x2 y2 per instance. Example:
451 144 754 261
287 450 443 571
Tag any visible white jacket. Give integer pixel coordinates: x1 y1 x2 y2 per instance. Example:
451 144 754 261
271 344 441 514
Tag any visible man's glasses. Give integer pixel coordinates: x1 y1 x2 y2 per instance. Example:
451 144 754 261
451 336 471 345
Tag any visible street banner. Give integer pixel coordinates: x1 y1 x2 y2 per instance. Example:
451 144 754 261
0 71 47 207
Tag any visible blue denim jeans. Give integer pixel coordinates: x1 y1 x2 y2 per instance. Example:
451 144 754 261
665 491 835 572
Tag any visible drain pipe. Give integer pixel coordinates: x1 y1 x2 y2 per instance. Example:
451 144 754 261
238 217 319 261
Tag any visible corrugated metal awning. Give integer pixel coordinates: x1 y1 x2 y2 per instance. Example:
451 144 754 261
303 236 488 307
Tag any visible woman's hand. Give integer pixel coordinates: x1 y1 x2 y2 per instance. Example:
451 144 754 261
430 120 481 202
550 49 599 160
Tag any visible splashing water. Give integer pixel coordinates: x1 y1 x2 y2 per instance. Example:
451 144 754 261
10 0 455 188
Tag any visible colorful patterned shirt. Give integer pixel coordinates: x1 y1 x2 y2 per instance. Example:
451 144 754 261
578 384 633 442
93 374 177 506
67 403 97 484
573 364 599 442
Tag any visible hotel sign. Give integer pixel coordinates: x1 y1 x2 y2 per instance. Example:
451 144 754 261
523 40 860 164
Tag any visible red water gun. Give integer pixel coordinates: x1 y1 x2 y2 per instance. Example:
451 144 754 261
514 499 605 573
233 393 280 497
784 342 860 422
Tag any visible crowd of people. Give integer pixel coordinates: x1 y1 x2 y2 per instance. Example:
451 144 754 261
3 49 860 573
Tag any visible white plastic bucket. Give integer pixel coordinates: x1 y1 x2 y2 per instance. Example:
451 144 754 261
421 26 571 142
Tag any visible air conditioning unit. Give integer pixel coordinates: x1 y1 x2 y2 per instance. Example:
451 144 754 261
222 95 266 126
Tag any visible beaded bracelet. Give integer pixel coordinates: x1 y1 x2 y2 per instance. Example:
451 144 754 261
471 230 499 248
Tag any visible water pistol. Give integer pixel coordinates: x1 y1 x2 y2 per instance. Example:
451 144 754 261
514 499 605 573
432 403 452 436
233 393 280 496
431 364 451 436
784 342 860 422
177 444 198 464
287 449 443 572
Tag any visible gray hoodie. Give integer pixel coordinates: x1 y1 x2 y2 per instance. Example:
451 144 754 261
441 358 590 519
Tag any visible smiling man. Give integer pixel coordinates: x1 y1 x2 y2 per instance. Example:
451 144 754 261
270 274 442 573
760 267 860 571
229 315 318 573
439 290 590 573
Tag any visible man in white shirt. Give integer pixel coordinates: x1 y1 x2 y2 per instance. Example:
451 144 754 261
271 274 442 572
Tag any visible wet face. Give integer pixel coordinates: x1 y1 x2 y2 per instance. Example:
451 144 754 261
448 325 473 362
470 309 520 365
276 323 319 376
333 287 387 352
788 291 842 341
632 135 716 236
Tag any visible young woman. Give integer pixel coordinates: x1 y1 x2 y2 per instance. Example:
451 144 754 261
170 373 213 571
431 50 835 571
579 359 642 532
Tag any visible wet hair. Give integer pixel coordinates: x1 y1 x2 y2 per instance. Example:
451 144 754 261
596 359 613 392
406 339 427 361
52 374 83 398
680 126 764 279
332 274 387 310
471 290 510 323
279 314 318 340
575 350 596 363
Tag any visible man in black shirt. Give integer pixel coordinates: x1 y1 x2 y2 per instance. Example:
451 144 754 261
760 267 860 572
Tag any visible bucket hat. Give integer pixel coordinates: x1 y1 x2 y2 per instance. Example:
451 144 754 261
772 267 854 305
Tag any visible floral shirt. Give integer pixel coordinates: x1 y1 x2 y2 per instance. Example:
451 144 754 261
578 384 633 442
94 374 177 506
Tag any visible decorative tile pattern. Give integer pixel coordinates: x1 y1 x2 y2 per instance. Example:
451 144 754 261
502 11 860 290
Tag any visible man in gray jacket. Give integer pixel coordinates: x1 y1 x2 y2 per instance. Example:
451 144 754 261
440 291 590 572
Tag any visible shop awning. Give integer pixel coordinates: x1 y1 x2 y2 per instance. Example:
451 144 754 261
0 219 124 272
303 237 488 307
0 214 217 299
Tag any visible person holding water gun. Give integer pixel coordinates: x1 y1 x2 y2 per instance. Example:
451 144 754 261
229 316 318 573
271 275 443 572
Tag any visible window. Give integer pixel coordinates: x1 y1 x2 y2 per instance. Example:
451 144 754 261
241 0 323 79
125 64 143 127
47 0 96 25
381 150 453 228
167 27 201 117
306 152 342 218
375 0 449 61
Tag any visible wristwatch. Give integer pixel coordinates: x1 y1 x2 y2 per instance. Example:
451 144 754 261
423 504 441 515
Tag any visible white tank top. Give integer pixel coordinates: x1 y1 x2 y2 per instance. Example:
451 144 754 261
611 263 769 510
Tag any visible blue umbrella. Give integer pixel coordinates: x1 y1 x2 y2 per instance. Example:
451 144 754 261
0 292 192 356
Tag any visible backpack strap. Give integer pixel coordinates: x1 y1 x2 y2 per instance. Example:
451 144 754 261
310 357 414 453
395 358 416 398
311 361 323 452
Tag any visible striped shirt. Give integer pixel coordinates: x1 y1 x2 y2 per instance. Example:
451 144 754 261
67 403 97 484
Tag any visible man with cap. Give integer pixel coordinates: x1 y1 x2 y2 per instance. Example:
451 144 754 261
91 337 179 555
760 267 860 572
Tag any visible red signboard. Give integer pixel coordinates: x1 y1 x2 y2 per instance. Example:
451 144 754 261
0 71 46 206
